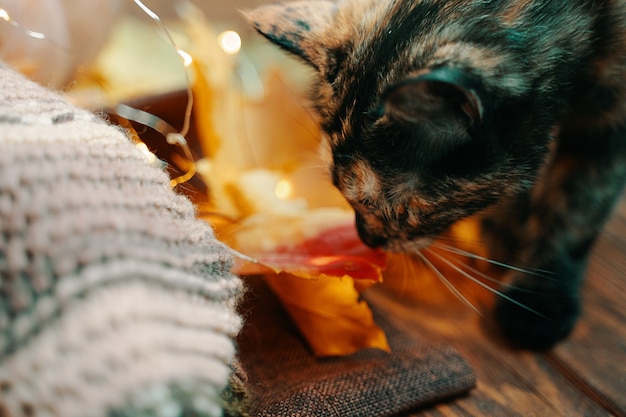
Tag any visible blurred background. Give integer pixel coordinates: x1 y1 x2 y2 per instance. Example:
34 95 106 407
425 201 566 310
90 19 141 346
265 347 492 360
0 0 296 101
134 0 267 22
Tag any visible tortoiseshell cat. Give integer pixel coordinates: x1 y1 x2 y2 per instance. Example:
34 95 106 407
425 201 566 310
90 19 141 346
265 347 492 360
246 0 626 350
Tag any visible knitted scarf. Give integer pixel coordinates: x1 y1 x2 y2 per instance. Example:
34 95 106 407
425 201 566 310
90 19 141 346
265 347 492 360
0 63 243 417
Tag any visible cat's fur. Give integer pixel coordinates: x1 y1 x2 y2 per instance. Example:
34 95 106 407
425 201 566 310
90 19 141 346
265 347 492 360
246 0 626 350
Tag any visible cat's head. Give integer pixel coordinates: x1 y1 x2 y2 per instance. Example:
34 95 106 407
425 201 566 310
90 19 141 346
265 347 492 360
246 0 548 252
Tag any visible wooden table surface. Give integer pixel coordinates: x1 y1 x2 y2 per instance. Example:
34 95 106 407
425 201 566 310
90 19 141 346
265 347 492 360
366 195 626 417
122 90 624 417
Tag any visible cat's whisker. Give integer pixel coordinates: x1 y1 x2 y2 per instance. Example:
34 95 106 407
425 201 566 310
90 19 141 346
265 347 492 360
230 64 318 169
229 49 320 150
415 251 484 317
439 254 546 295
431 242 555 278
273 73 319 120
297 163 328 171
400 254 413 297
275 109 323 146
397 253 419 298
438 248 579 295
267 77 325 146
293 147 328 163
232 93 262 168
431 242 580 291
423 248 547 318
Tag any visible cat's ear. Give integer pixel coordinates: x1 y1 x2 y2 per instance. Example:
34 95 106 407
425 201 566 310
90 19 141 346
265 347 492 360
244 1 336 71
383 67 485 127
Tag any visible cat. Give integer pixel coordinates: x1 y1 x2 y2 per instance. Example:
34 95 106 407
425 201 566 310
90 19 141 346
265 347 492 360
245 0 626 350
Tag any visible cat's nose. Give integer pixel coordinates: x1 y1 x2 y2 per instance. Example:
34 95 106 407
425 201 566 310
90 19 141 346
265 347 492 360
355 212 387 248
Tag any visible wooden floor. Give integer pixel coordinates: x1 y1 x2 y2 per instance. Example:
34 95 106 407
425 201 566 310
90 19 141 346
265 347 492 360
366 194 626 417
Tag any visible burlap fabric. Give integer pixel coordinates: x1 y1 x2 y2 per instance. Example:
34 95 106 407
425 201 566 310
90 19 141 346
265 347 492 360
238 278 476 417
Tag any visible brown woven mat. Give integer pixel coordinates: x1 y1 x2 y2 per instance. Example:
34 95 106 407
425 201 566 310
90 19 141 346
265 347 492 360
237 278 476 417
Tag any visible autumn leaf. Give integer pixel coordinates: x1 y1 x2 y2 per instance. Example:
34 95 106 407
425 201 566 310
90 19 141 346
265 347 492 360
264 273 390 357
231 209 386 279
175 10 392 356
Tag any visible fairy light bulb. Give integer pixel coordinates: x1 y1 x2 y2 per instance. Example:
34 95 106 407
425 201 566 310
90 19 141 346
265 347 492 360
275 178 293 200
218 30 242 54
135 142 157 165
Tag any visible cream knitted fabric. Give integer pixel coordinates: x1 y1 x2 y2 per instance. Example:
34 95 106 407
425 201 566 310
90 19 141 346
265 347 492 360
0 63 243 417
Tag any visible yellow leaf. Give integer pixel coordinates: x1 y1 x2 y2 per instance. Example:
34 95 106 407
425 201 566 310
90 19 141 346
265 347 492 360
264 273 390 357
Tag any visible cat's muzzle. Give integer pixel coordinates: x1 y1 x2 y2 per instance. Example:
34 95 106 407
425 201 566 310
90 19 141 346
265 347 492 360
355 211 432 253
355 211 388 248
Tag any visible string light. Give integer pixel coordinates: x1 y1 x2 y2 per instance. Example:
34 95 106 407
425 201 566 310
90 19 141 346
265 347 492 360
135 142 158 165
131 0 193 139
131 0 160 21
2 0 209 190
274 179 293 200
218 30 242 55
115 103 196 188
177 49 193 67
0 7 57 41
126 0 197 188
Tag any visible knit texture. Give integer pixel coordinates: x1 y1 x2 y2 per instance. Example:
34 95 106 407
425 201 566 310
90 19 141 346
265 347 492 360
0 63 242 417
239 278 476 417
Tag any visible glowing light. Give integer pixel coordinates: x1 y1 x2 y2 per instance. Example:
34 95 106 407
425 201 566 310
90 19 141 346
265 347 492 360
0 8 9 21
135 142 157 165
177 49 193 67
274 179 293 200
218 30 242 55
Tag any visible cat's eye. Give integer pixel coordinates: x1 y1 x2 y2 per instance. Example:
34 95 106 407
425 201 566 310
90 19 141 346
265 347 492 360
365 106 385 122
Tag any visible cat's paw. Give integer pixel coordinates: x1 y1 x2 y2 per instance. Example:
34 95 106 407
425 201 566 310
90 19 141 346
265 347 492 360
494 287 581 350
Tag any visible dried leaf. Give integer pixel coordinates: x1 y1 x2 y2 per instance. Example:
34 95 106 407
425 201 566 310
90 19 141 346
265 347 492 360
233 218 387 282
264 273 390 357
